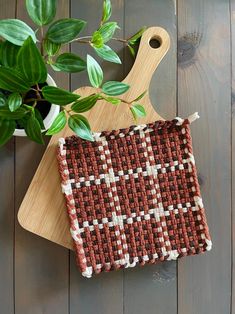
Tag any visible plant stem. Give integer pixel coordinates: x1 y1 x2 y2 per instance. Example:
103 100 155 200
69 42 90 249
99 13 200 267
111 37 128 43
119 98 131 105
24 98 44 103
71 36 128 45
70 36 92 44
99 93 132 106
35 83 42 100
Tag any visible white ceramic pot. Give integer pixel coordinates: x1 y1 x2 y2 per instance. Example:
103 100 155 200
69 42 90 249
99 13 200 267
13 74 60 137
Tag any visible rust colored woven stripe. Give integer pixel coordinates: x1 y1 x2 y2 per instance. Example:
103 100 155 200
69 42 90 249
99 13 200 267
57 114 212 278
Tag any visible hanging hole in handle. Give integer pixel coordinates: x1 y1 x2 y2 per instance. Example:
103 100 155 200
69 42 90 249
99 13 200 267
149 36 162 49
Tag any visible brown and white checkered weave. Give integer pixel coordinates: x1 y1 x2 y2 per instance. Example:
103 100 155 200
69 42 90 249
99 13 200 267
57 112 212 278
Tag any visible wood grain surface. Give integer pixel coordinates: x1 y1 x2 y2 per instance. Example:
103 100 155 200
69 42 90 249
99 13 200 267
0 4 17 314
14 1 70 313
69 2 125 314
231 0 235 313
177 1 231 313
17 25 170 250
0 0 233 313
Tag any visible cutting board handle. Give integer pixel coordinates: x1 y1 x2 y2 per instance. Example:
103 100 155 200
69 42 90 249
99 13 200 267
123 26 170 99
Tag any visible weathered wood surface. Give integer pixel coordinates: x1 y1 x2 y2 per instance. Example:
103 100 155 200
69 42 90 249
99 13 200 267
177 1 231 313
122 2 177 314
14 1 70 314
231 0 235 313
0 0 233 313
0 4 16 314
17 26 170 251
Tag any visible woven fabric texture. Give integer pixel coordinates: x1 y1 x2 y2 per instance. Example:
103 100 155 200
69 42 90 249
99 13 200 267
57 114 212 278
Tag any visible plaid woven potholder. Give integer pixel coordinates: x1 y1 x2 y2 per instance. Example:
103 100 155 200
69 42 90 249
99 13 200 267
57 112 212 278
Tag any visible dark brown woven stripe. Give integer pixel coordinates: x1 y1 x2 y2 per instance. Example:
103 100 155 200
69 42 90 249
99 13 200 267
57 117 212 278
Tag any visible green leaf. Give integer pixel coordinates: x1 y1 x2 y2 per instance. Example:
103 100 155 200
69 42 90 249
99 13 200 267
49 63 61 71
71 94 99 113
102 96 121 105
46 110 66 135
0 119 16 146
17 36 47 84
0 106 26 119
0 91 6 107
0 97 5 107
7 92 22 112
130 104 146 120
102 0 112 23
128 26 146 45
91 31 103 48
42 86 80 105
34 108 45 129
0 67 30 92
94 44 121 64
68 114 93 141
102 81 130 96
25 113 44 144
0 41 3 65
0 19 37 46
54 53 86 73
98 22 119 43
127 44 136 58
133 90 147 102
0 41 20 67
46 18 87 44
43 39 61 56
26 0 56 26
87 54 103 88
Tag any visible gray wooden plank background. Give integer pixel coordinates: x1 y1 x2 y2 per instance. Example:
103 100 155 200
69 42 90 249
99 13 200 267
0 0 233 313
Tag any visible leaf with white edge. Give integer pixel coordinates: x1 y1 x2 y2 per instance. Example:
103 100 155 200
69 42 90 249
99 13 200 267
128 26 146 45
0 106 26 119
91 31 103 48
98 22 119 43
0 119 16 146
130 104 146 120
25 113 44 144
94 44 121 64
0 41 20 67
68 114 93 141
17 36 47 84
0 97 5 107
26 0 56 26
46 18 87 44
46 110 66 135
0 19 37 46
0 91 6 107
43 39 61 56
71 94 99 113
42 86 80 105
102 81 130 96
87 54 103 88
0 67 30 92
50 63 61 71
133 90 147 102
54 53 86 73
102 0 112 23
7 92 22 112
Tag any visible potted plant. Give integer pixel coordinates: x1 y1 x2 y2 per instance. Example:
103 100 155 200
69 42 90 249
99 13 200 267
0 0 146 145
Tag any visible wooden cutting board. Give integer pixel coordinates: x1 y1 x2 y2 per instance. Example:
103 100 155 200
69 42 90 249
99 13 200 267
18 27 170 250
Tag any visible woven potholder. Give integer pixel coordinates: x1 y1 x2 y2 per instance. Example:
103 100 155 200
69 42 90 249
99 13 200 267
57 112 212 278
